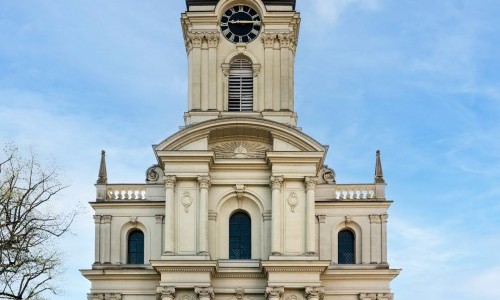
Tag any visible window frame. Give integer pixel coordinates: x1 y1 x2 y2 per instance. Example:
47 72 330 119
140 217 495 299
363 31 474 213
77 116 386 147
127 229 145 264
228 210 252 259
228 57 254 112
338 228 356 264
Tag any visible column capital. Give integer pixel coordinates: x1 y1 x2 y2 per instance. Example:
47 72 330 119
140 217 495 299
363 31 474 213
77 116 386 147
163 176 177 189
206 32 219 48
155 215 164 224
317 215 326 224
265 286 284 299
381 214 389 223
87 293 104 300
101 215 112 224
359 294 377 300
93 215 102 223
305 177 319 191
157 286 176 300
305 286 325 300
270 176 284 189
195 287 214 299
198 176 211 189
376 293 394 300
369 214 382 223
105 294 122 300
262 32 277 48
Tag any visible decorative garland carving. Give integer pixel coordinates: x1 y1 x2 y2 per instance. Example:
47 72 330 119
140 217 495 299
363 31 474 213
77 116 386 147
181 191 193 213
211 141 270 159
234 288 245 300
287 191 299 212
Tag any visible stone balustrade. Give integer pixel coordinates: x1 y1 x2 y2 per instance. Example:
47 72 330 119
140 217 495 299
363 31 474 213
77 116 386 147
333 184 376 200
106 184 146 200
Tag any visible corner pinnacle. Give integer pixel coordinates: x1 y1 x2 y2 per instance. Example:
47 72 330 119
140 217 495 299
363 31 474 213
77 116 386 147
374 150 385 184
97 150 108 184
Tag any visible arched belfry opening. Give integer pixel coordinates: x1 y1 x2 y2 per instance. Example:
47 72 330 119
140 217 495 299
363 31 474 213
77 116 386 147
228 57 254 111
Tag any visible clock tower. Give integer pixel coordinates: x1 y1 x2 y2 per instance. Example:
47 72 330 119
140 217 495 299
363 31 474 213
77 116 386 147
182 0 299 126
82 1 400 300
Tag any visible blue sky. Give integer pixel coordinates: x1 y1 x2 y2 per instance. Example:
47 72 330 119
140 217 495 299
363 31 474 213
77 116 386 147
1 0 499 299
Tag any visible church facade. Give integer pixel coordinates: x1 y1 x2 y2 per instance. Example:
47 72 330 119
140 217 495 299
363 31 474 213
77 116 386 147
81 1 400 299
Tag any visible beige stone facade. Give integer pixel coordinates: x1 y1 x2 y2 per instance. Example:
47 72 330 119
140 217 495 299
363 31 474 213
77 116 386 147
81 1 400 299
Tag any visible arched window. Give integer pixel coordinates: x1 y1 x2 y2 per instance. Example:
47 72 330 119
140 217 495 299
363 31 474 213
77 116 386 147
338 229 355 264
229 211 251 259
228 58 253 111
127 230 144 264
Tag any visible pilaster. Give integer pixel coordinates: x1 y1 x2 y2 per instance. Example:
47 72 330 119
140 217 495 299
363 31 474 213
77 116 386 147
270 176 284 255
381 214 388 264
263 33 275 110
198 176 211 255
369 215 382 264
93 215 101 264
155 215 165 259
316 215 326 260
164 176 177 254
101 215 112 264
305 177 318 255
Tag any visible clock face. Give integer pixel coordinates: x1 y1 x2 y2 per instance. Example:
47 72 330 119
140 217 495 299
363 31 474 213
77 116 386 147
220 5 261 44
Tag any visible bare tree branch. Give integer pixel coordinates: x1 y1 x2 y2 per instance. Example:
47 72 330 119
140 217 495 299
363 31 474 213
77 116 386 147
0 144 76 300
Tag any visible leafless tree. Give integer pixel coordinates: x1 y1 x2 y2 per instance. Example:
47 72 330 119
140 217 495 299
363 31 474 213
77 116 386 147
0 145 75 300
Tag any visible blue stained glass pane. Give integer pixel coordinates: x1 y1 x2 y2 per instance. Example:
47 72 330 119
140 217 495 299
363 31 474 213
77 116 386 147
229 212 251 259
338 230 355 264
128 230 144 264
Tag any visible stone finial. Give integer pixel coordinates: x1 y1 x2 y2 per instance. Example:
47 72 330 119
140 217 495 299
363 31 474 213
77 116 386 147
374 150 385 184
97 150 107 184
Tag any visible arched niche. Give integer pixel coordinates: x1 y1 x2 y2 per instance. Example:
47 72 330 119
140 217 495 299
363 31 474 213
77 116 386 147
216 192 264 259
120 221 150 265
331 220 363 264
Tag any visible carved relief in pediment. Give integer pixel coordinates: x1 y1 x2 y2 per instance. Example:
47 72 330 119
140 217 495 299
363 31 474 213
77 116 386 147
210 140 270 159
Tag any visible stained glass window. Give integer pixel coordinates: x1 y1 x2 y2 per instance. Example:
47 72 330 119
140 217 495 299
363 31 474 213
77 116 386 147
128 230 144 264
229 212 251 259
338 229 355 264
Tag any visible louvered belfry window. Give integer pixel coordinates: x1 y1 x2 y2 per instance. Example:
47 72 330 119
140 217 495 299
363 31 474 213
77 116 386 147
338 229 355 264
228 58 253 111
